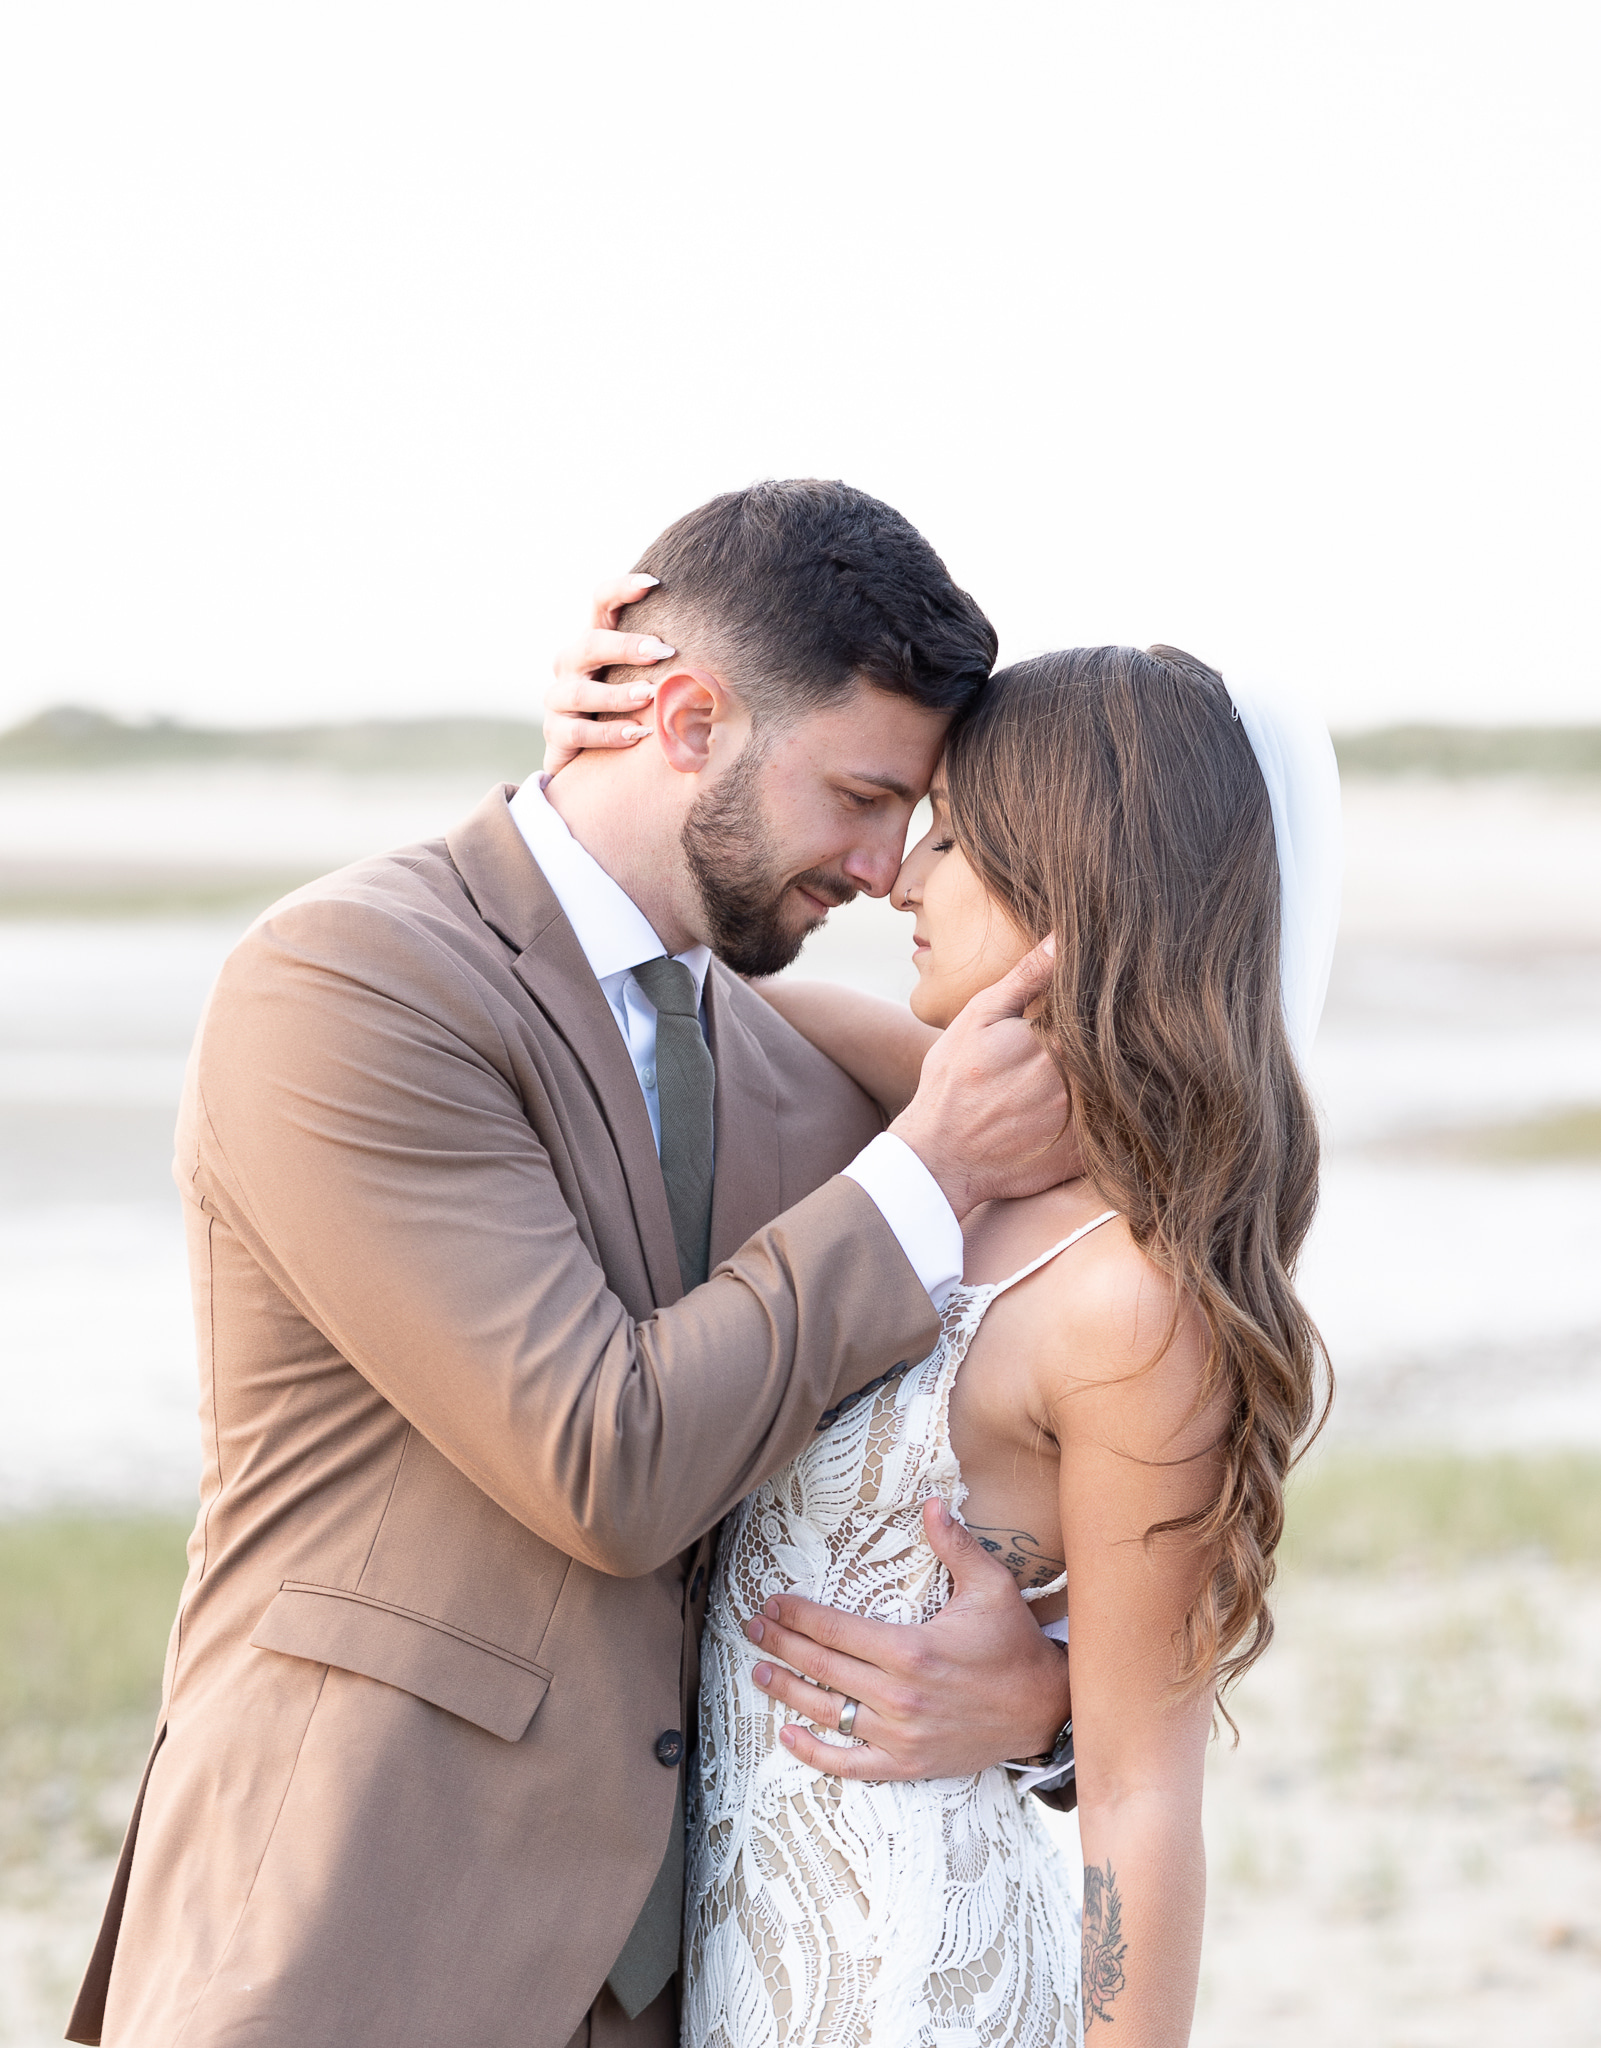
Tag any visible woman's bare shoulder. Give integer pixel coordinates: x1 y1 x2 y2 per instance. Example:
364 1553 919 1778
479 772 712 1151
1026 1217 1213 1451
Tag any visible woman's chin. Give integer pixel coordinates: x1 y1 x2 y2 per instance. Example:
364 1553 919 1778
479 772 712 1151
909 980 957 1031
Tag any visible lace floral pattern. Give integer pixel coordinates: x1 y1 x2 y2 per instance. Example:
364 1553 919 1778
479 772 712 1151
683 1281 1084 2047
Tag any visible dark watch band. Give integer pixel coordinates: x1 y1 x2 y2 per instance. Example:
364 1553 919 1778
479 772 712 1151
1012 1716 1074 1778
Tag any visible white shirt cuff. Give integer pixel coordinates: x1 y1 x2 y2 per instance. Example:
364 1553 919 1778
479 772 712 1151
841 1132 964 1310
1002 1750 1076 1797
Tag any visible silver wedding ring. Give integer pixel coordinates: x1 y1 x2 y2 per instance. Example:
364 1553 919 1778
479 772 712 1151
837 1697 860 1739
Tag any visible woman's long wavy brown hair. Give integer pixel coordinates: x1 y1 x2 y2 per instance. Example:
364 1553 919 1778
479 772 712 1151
944 645 1331 1701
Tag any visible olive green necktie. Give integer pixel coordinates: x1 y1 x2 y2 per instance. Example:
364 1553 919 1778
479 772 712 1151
629 955 715 1293
604 954 714 2018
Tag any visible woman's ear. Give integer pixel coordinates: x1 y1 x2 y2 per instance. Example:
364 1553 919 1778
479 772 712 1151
653 667 740 776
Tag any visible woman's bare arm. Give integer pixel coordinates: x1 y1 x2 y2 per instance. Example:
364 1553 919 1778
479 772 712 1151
1044 1243 1223 2046
749 978 939 1119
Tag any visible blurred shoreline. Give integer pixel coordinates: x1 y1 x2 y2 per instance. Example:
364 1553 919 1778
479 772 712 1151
3 755 1600 1513
2 742 1598 2043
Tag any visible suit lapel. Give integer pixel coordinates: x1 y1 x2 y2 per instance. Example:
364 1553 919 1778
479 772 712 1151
447 787 684 1308
514 918 685 1306
703 967 783 1269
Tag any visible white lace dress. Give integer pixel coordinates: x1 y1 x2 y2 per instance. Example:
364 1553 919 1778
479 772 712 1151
683 1214 1118 2048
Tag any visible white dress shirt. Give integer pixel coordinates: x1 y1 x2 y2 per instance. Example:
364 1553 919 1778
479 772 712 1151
508 777 962 1307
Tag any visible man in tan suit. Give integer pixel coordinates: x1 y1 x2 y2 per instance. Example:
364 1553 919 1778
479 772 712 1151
70 482 1077 2048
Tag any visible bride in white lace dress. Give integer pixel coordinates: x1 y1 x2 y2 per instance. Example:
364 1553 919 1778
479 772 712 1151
684 1219 1108 2048
681 647 1338 2047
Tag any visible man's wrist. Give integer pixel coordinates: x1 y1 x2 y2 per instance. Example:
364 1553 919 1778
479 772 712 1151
884 1110 974 1222
841 1133 963 1306
1010 1716 1074 1772
1008 1634 1074 1765
1006 1636 1076 1788
1005 1718 1076 1794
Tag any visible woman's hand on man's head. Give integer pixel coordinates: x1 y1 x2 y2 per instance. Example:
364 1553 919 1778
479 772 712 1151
541 572 675 775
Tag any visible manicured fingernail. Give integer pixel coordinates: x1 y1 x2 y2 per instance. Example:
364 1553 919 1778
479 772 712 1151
747 1617 764 1643
940 1501 954 1527
618 725 648 740
779 1726 796 1749
753 1663 773 1686
638 638 675 660
631 685 653 703
764 1598 781 1620
631 573 659 587
1041 933 1057 958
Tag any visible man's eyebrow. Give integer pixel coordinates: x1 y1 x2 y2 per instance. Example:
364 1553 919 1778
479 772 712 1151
845 771 920 802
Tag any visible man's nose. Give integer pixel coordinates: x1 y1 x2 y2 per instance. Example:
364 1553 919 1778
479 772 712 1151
842 836 906 899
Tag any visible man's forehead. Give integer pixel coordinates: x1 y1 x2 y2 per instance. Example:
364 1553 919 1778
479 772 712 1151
777 680 950 791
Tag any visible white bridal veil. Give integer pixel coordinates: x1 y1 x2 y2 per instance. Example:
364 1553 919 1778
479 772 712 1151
1223 677 1345 1072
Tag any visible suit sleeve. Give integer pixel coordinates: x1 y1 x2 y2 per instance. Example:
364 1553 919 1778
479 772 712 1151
186 894 940 1576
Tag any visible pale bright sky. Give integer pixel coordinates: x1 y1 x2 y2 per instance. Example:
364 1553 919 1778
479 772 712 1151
1 1 1596 734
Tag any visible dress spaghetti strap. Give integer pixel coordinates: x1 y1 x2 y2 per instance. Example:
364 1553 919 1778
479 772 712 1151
985 1208 1120 1299
976 1209 1119 1620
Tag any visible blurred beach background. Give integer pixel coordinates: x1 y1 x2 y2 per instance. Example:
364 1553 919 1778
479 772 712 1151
3 3 1598 2043
2 720 1598 2046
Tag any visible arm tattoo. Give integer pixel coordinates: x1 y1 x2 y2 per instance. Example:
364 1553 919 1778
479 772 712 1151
1082 1859 1128 2030
964 1523 1066 1591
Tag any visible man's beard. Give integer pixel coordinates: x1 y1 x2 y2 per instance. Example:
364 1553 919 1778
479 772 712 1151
680 743 858 977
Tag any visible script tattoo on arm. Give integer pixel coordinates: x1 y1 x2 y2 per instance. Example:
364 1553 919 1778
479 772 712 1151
1081 1859 1128 2031
964 1523 1066 1592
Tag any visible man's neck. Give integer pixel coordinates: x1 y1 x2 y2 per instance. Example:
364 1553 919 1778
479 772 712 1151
543 759 700 955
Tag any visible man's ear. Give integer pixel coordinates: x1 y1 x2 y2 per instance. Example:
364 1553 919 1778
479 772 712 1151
653 667 743 777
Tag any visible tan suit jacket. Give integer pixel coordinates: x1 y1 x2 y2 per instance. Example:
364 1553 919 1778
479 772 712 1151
70 785 939 2048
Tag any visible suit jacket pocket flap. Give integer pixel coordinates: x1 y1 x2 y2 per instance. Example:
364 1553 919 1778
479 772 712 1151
251 1583 551 1742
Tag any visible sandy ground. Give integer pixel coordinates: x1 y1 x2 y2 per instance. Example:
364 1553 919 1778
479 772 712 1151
0 1745 140 2048
5 1560 1598 2048
1194 1560 1601 2046
1044 1559 1601 2048
1 769 1598 2040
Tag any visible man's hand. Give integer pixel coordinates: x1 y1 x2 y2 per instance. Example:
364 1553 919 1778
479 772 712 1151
745 1498 1073 1780
889 939 1080 1220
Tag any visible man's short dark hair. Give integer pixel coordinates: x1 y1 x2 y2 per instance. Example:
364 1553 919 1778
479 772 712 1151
622 479 996 723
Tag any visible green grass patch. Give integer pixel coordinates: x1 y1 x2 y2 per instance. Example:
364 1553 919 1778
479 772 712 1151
0 867 322 919
1376 1105 1601 1165
1282 1452 1601 1574
0 704 545 773
1470 1106 1601 1162
0 1516 191 1728
0 1516 191 1884
1332 723 1601 777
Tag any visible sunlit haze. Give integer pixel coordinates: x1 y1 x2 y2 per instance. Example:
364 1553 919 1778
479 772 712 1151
1 1 1596 731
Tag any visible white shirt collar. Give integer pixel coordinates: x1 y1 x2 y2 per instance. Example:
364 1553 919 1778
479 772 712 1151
507 776 712 998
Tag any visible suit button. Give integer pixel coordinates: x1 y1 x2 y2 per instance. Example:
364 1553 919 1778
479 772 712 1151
654 1729 685 1768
